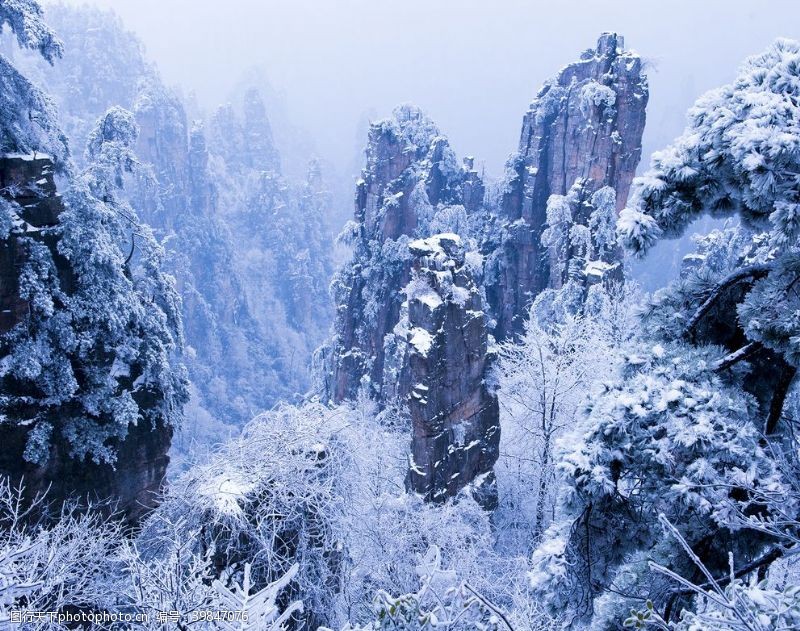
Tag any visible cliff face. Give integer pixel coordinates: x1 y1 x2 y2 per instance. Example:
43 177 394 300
0 155 171 522
319 34 648 510
486 33 648 338
0 156 63 334
404 235 499 509
321 105 480 404
0 409 172 524
319 106 500 506
133 82 191 230
128 81 333 436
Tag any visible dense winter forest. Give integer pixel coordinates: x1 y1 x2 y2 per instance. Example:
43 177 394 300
1 0 800 629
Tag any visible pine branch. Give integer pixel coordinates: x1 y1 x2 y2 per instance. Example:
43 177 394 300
684 263 772 338
713 342 761 372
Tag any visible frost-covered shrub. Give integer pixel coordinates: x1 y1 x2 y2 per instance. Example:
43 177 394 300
113 527 303 631
541 191 574 280
618 516 800 631
0 475 305 630
541 178 623 296
388 104 442 156
579 80 616 119
138 402 351 627
140 397 524 628
669 581 800 631
533 85 567 125
330 547 514 631
532 338 793 627
0 479 119 628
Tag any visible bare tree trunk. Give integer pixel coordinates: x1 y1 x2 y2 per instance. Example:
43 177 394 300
534 430 552 542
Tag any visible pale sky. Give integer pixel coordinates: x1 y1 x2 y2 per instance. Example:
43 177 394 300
51 0 800 180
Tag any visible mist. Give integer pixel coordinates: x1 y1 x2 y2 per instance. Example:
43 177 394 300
53 0 799 179
4 1 800 627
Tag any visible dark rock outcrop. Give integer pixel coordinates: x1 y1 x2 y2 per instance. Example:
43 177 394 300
320 105 482 405
0 155 171 523
318 106 499 507
0 411 172 524
486 32 648 338
404 234 499 509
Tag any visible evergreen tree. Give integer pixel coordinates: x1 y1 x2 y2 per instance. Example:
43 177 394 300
0 0 67 163
533 38 800 628
2 106 187 465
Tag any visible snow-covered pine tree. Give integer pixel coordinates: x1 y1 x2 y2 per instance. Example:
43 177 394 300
1 104 187 466
0 1 186 517
7 1 151 164
532 38 800 628
0 0 67 164
52 106 187 462
0 0 61 63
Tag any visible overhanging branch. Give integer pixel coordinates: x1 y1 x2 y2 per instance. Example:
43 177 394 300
684 263 772 338
712 341 762 372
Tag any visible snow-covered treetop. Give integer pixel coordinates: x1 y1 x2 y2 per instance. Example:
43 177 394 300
621 38 800 255
371 104 444 162
0 0 68 164
0 0 63 64
84 105 138 182
0 105 187 465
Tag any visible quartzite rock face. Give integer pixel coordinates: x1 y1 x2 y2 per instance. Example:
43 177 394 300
486 32 648 338
404 234 500 509
0 155 171 523
319 34 647 508
320 105 482 404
